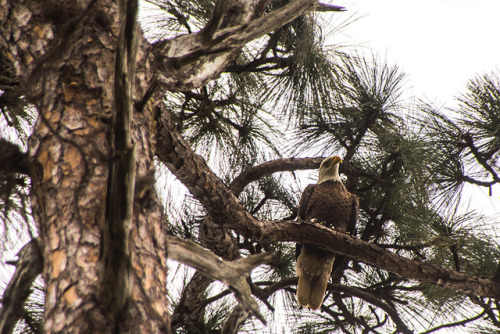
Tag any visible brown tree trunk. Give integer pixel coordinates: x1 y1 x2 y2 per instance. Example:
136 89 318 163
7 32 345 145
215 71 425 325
2 0 169 332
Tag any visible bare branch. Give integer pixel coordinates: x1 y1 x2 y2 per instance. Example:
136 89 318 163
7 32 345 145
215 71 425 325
229 157 392 196
229 157 323 196
154 0 345 91
0 239 43 334
167 235 272 325
419 310 487 334
327 284 412 334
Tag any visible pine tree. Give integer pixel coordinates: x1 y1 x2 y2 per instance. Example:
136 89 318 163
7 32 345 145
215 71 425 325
1 1 499 333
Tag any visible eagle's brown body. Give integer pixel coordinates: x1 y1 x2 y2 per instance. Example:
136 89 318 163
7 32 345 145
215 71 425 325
296 157 359 310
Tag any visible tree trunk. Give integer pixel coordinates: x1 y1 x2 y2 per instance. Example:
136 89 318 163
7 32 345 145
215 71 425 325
3 0 169 332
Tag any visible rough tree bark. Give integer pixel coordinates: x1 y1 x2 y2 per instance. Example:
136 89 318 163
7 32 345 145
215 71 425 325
2 0 169 332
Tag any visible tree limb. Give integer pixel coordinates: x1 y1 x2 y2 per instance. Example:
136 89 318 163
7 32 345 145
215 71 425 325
419 310 487 334
0 239 43 334
254 278 412 333
154 0 344 91
0 139 30 176
166 235 272 325
156 111 500 300
260 220 500 299
229 157 392 196
229 157 323 195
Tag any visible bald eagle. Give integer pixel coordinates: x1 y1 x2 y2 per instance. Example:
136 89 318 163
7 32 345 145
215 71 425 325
296 156 359 310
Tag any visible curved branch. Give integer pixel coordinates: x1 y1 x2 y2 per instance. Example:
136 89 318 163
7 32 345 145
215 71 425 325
229 157 323 195
419 310 487 334
229 157 392 196
256 278 412 333
327 284 412 334
0 239 43 334
167 235 272 325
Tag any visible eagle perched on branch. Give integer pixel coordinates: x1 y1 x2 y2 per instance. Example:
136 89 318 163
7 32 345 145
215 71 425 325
296 156 359 310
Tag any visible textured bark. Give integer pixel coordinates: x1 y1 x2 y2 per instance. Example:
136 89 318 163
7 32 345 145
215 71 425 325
260 221 500 299
2 0 169 332
171 272 212 333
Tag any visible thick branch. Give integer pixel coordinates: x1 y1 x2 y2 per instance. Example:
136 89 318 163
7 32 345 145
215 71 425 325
260 220 500 299
0 139 31 176
154 0 343 91
229 157 392 196
0 239 43 334
167 235 272 325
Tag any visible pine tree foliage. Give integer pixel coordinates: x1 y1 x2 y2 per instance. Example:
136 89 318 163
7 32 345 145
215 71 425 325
1 1 500 333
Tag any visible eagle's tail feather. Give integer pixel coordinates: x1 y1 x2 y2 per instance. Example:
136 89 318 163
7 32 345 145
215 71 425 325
296 274 311 308
309 275 329 310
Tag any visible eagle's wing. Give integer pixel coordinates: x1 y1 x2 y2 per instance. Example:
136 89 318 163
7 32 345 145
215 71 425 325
348 194 359 236
296 184 315 259
332 193 359 282
298 184 315 220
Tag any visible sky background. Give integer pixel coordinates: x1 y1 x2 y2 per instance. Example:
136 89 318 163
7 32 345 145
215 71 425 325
334 0 500 103
327 0 500 219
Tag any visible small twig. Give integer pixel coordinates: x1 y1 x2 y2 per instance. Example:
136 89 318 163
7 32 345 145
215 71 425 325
419 310 487 334
463 134 500 183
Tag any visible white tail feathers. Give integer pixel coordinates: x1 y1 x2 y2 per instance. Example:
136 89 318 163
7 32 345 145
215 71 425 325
296 247 335 310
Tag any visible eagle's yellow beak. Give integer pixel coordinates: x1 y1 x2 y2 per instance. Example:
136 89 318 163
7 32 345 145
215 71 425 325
332 156 343 164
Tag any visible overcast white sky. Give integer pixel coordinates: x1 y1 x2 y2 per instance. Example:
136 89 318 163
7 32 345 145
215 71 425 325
327 0 500 218
334 0 500 103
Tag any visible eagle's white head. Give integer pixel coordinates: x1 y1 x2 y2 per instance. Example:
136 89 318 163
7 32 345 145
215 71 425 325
318 156 342 184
